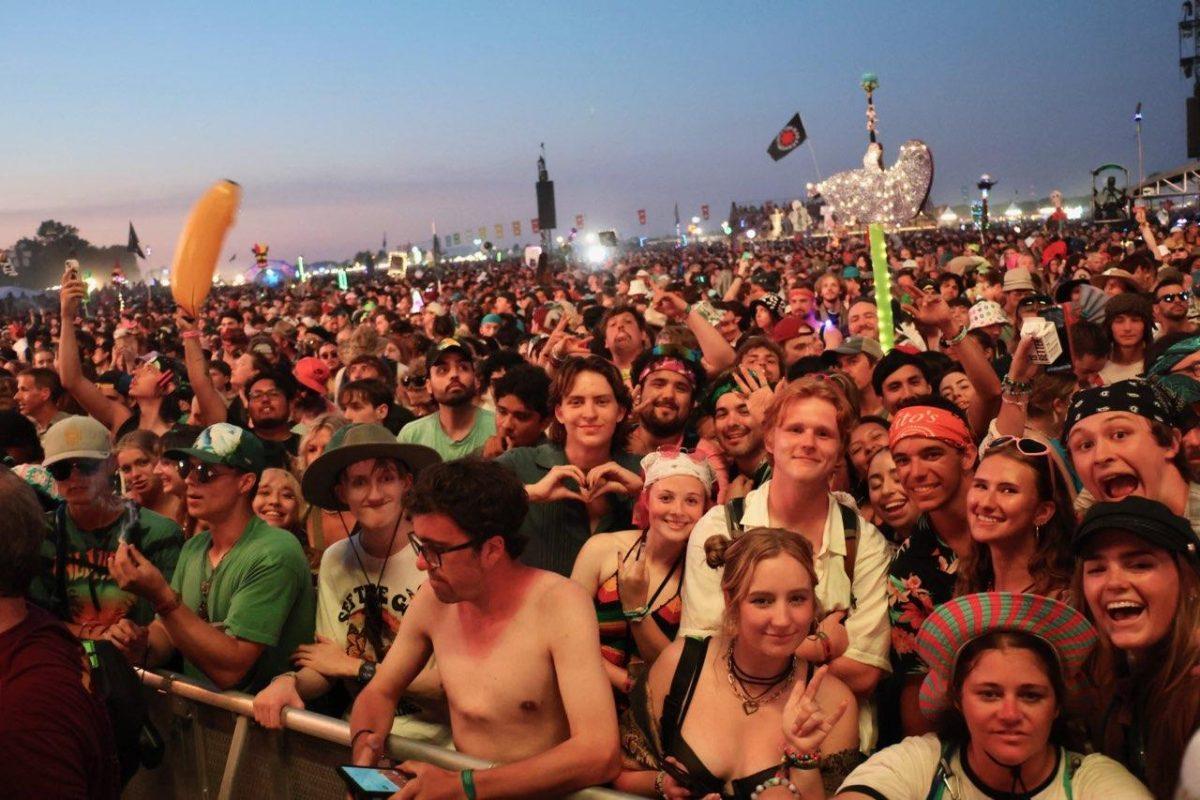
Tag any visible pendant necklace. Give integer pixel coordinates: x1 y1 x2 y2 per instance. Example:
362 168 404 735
725 638 796 715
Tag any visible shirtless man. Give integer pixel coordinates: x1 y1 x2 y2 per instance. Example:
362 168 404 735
348 458 620 799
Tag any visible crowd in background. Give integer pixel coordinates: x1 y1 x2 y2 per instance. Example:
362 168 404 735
1 211 1199 799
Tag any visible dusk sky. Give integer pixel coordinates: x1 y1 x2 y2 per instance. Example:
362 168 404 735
1 2 1192 270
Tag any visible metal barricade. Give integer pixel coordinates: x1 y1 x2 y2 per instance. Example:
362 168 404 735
124 669 638 800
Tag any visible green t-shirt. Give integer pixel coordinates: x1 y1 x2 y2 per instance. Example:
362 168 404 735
170 516 315 692
33 502 183 628
396 407 495 462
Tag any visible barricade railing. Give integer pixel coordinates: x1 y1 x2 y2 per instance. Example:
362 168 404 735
125 668 638 800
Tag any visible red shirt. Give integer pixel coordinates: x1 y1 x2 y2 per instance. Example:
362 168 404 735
0 602 120 799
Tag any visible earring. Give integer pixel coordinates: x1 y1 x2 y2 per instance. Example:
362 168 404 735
1035 524 1042 542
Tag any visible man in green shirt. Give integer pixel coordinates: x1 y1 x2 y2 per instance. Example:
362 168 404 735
108 423 315 692
396 339 495 461
32 415 183 638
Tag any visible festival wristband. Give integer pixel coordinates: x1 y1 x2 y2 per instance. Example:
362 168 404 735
460 768 477 800
782 747 821 771
813 630 832 663
622 605 649 621
181 330 201 340
938 326 968 349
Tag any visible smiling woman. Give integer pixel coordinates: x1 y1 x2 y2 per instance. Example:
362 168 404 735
1071 497 1200 799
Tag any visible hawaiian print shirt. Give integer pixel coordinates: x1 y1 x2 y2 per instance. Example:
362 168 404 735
886 514 959 676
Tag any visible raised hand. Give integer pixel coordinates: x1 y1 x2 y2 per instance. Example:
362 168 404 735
525 464 587 503
252 674 305 729
782 665 850 755
616 544 649 614
585 461 644 501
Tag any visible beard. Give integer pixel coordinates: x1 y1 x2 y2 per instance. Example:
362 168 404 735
639 403 688 439
434 382 475 407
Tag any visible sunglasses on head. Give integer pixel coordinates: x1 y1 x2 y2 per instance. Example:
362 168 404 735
179 460 234 484
47 458 104 481
1157 291 1191 304
402 374 428 388
983 434 1050 458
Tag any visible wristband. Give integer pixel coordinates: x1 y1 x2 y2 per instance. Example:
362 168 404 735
654 770 667 798
460 768 477 800
782 747 821 770
181 330 201 340
622 605 649 621
154 589 182 617
938 326 968 349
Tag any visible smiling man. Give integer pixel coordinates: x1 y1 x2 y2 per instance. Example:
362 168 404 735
1064 379 1200 534
872 350 934 416
885 396 978 737
680 377 892 748
626 347 706 455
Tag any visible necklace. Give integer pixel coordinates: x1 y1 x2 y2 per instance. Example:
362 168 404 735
724 638 796 715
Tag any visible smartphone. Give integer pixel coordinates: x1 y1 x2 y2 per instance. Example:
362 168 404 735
65 258 80 281
1037 306 1073 375
336 765 409 799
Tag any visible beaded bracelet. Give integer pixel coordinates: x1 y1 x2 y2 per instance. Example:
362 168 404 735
654 770 667 798
1000 376 1033 395
750 775 799 799
782 747 821 770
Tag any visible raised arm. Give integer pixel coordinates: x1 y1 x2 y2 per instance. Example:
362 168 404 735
177 310 229 426
470 581 620 798
57 264 131 433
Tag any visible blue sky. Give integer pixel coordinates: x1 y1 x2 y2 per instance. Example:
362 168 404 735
0 1 1190 266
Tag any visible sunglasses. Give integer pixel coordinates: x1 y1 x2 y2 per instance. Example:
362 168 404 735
408 533 475 569
47 458 104 481
179 460 234 484
402 374 428 388
1156 291 1191 304
983 434 1050 458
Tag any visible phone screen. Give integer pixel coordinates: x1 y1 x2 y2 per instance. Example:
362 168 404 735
337 766 408 798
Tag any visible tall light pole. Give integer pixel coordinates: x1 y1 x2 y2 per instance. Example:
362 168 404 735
977 174 997 247
1135 102 1145 189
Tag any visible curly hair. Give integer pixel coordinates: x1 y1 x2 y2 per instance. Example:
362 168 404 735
405 458 529 557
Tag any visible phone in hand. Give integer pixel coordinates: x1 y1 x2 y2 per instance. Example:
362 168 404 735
1036 306 1073 375
336 765 409 799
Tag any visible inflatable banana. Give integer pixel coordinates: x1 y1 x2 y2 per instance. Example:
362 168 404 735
170 180 241 317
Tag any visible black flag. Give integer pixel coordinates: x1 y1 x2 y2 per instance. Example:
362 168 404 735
767 113 807 161
127 222 146 259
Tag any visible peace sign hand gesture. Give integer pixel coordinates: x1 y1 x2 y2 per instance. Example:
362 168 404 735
781 665 850 755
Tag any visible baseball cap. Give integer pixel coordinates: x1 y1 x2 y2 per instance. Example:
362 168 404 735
827 336 884 362
771 314 816 345
842 266 861 280
425 338 473 367
42 416 111 467
165 423 266 475
292 356 331 395
1074 497 1199 558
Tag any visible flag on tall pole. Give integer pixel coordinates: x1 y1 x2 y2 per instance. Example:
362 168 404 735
382 232 388 251
431 221 441 268
766 112 807 161
127 222 146 259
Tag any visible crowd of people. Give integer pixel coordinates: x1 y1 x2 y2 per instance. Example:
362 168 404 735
1 212 1199 800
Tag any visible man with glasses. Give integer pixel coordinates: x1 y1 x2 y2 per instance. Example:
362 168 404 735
349 458 619 798
106 423 315 691
252 424 446 739
1154 272 1198 337
244 370 302 468
396 339 495 461
32 415 182 640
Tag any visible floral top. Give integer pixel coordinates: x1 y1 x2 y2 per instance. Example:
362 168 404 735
886 515 959 676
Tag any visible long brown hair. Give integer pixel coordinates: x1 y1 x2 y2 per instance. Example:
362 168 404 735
1073 553 1200 799
956 447 1075 599
705 527 821 635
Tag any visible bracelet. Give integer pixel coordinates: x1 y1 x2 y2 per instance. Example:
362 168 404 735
750 775 799 799
460 768 477 800
782 747 821 770
1000 376 1033 395
1001 394 1029 407
654 770 667 798
938 326 969 349
181 330 201 340
810 630 832 663
154 589 182 617
622 605 649 621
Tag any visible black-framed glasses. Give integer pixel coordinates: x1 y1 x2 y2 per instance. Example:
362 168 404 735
47 458 104 481
402 373 428 389
409 533 475 569
983 434 1050 458
180 460 234 485
1156 291 1191 304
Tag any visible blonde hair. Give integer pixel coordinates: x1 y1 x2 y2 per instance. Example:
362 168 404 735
256 467 308 533
296 413 350 476
764 376 856 451
704 527 821 635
